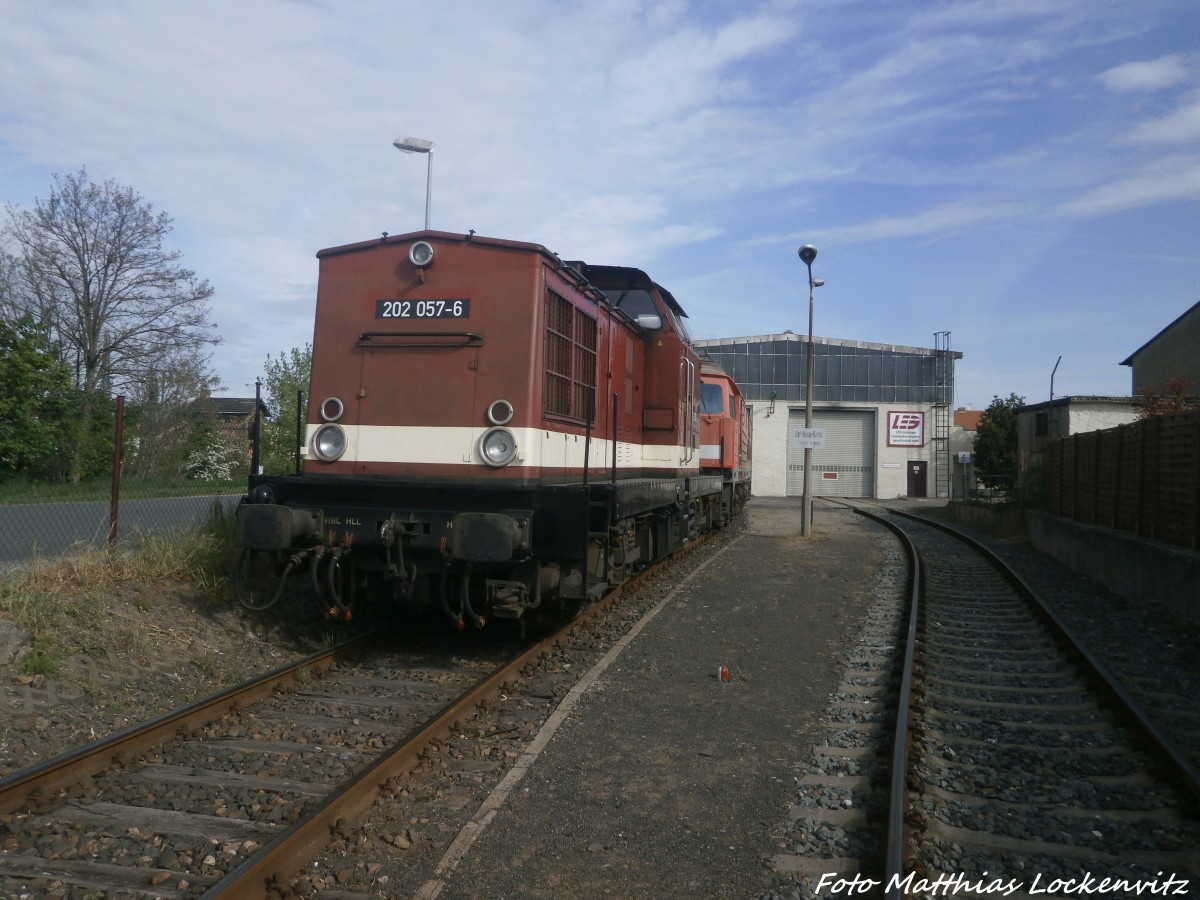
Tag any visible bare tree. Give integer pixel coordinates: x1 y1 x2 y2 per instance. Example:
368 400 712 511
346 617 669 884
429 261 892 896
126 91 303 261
4 168 219 395
0 247 23 320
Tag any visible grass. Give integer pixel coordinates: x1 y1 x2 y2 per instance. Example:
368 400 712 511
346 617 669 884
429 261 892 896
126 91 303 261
22 636 59 676
0 474 246 505
0 500 242 668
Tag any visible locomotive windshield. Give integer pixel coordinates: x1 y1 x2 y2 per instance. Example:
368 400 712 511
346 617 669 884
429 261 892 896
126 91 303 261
567 263 693 341
700 383 724 414
601 287 692 340
603 288 656 320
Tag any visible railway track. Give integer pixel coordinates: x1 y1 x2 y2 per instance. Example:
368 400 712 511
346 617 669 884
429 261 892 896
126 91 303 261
771 501 1200 897
0 625 525 897
834 501 1200 896
0 532 723 899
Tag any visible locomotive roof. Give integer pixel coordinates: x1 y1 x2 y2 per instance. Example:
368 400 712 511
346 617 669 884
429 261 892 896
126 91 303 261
314 230 688 320
315 229 558 261
699 358 732 377
560 262 689 320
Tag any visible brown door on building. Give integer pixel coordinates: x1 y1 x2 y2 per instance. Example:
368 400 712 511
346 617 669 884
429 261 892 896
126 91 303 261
907 461 928 498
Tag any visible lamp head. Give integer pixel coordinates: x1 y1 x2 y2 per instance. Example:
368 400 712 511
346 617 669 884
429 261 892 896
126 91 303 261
797 244 817 266
393 136 434 154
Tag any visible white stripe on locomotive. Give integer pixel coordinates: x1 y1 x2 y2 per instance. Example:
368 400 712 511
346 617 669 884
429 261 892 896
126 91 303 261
303 424 697 471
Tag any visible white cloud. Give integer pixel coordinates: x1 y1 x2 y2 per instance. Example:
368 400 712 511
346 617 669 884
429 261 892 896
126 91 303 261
2 0 1198 404
1057 154 1200 217
1099 54 1190 92
807 200 1028 245
1127 95 1200 145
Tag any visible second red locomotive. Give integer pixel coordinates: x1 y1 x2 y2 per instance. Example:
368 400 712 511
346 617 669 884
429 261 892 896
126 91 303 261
700 359 753 522
235 230 751 628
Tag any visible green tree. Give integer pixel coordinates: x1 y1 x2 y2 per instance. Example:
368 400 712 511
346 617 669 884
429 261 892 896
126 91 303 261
4 169 219 479
260 344 312 475
0 315 74 480
973 393 1023 492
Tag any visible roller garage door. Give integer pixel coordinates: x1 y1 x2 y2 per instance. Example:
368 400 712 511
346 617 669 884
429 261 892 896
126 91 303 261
786 408 875 498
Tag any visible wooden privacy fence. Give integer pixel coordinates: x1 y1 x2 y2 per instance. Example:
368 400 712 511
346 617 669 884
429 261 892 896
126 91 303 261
1045 408 1200 550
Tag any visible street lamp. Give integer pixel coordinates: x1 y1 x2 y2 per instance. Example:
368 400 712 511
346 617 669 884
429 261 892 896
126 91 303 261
798 244 823 536
393 136 434 230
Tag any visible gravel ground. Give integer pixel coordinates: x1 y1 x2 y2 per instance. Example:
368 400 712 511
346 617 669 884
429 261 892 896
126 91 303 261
433 500 886 899
4 500 1198 899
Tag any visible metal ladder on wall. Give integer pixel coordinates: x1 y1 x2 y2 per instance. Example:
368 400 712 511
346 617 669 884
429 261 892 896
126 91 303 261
933 331 952 499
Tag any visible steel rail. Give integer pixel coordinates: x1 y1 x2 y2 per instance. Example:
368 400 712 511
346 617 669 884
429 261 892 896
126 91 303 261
834 502 920 898
0 627 400 816
205 538 711 898
205 628 555 898
888 506 1200 804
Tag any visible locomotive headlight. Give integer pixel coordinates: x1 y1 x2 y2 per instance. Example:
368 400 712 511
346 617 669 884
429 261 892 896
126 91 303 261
408 240 435 267
479 426 518 467
486 399 514 425
312 423 348 462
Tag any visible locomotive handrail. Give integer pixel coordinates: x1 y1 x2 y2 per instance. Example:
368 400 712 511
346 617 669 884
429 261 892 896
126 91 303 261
680 357 696 464
357 330 483 347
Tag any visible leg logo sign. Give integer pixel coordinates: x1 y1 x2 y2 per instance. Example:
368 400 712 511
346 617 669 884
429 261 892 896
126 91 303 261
888 411 925 447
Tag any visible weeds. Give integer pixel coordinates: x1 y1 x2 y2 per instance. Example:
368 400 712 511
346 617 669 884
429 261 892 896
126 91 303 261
22 636 59 676
0 499 241 667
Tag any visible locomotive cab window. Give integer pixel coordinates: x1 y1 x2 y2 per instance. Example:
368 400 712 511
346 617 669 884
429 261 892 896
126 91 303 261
603 287 692 341
605 288 656 321
700 384 724 414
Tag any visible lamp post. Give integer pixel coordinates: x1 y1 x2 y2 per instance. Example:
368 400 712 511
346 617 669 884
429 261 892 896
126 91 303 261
798 244 822 536
393 136 434 230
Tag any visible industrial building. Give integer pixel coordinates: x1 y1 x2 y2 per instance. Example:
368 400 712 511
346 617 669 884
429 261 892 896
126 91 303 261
694 332 962 499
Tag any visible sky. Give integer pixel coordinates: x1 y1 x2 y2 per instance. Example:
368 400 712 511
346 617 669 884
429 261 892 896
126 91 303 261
2 0 1198 410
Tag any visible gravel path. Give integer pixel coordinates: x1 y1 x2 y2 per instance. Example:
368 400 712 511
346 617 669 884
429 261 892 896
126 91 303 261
433 500 884 899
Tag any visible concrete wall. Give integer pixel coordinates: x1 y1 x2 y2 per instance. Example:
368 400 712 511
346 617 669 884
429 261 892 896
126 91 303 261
1026 510 1200 626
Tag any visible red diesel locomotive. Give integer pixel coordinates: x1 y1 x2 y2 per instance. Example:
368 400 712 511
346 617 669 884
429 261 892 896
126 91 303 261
700 359 753 517
235 230 751 628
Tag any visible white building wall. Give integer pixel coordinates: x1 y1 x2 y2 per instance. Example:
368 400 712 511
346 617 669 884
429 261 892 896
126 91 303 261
747 400 942 498
746 402 789 496
1067 402 1138 434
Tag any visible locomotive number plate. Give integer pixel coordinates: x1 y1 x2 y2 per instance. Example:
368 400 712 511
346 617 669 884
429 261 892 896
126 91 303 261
376 298 470 319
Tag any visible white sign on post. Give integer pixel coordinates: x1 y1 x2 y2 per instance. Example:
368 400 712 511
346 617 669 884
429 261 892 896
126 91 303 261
790 427 827 450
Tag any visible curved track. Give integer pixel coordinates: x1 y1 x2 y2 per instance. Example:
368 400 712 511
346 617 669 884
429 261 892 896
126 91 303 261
826 500 1200 894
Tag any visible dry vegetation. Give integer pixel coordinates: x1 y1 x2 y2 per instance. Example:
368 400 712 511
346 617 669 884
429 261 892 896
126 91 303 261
0 507 322 774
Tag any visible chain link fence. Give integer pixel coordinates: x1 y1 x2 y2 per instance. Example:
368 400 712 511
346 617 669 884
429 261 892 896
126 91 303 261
0 393 269 566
